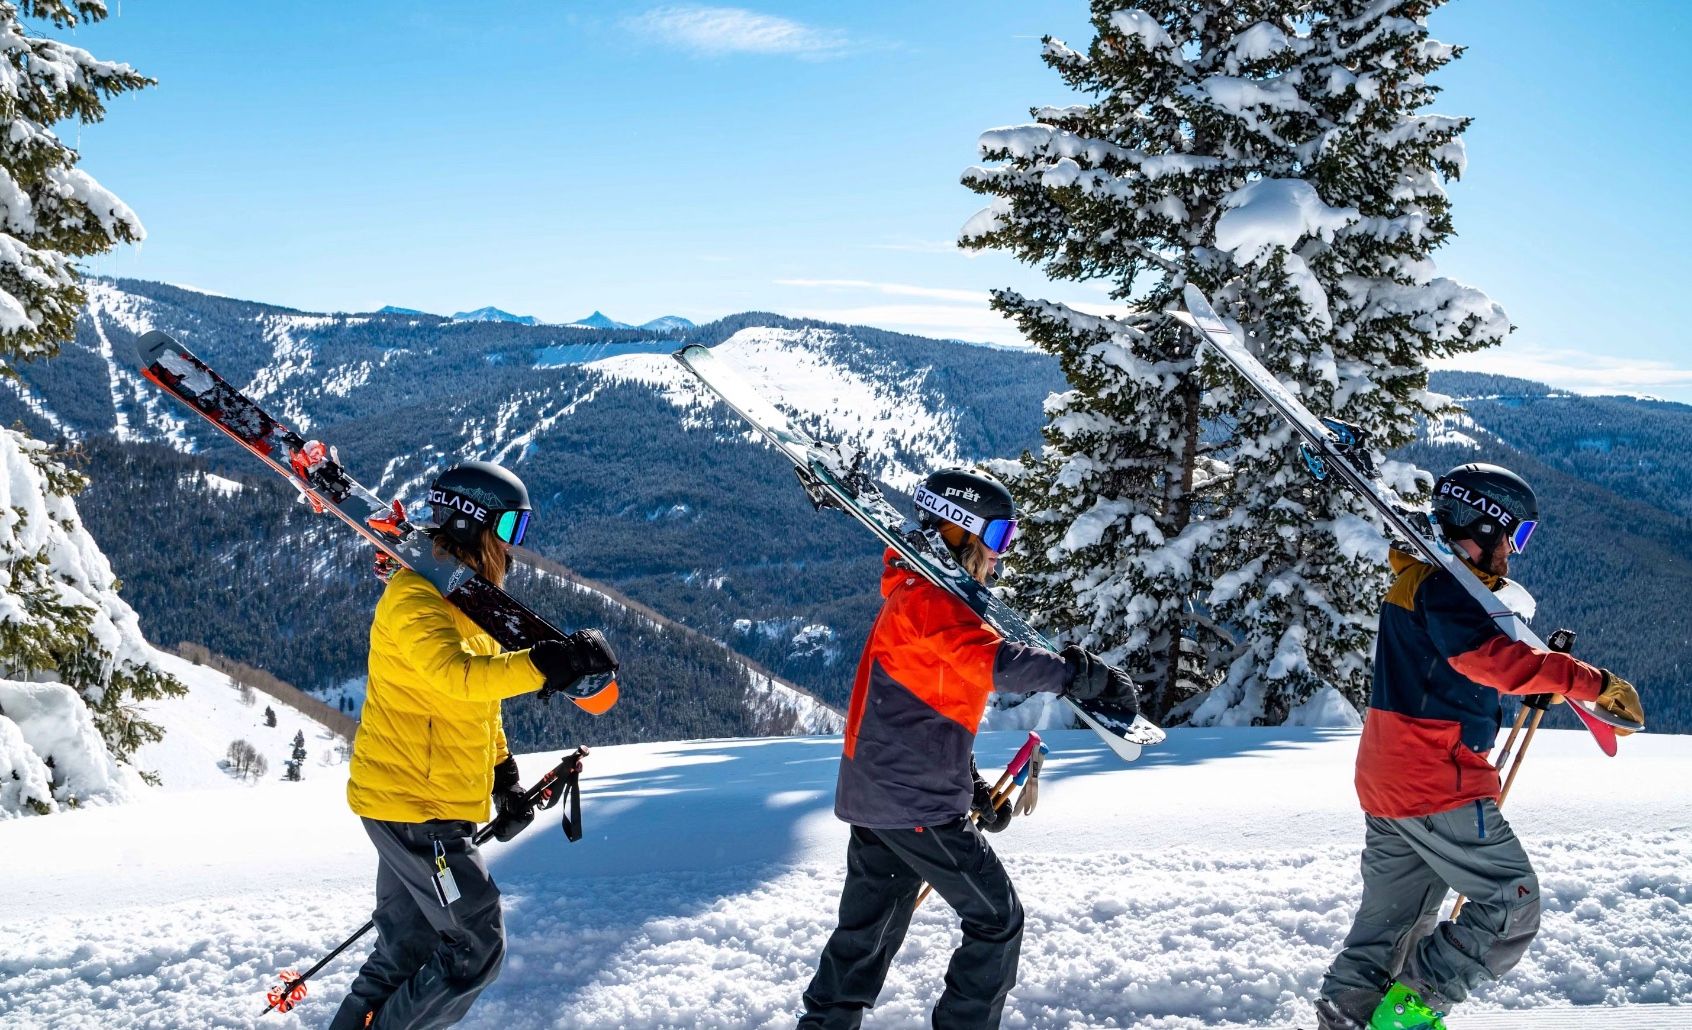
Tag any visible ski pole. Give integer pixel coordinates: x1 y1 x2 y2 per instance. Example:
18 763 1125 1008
1449 631 1577 920
913 732 1040 911
261 747 590 1015
1492 702 1533 775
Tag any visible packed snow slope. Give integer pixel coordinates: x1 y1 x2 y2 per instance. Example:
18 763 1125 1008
1 727 1687 1029
130 650 351 791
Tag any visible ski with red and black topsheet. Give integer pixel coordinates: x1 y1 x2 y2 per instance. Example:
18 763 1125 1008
132 330 617 715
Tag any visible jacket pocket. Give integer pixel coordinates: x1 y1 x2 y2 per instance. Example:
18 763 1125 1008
424 718 435 780
1450 743 1464 794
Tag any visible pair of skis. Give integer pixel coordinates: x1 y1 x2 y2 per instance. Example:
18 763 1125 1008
1175 284 1642 752
673 345 1167 762
131 332 618 714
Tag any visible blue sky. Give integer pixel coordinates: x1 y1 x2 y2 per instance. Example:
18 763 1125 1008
62 2 1692 399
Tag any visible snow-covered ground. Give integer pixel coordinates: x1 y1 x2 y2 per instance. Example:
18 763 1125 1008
1 723 1687 1029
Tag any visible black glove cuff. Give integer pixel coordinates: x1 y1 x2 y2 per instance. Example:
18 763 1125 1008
492 756 521 794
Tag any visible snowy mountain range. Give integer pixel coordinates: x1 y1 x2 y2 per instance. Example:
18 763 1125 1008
1 278 1685 740
562 310 697 331
430 305 697 331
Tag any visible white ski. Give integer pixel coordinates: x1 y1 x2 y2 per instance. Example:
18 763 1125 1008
1177 283 1639 753
673 343 1164 763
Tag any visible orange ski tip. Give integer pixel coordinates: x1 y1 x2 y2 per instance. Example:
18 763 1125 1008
573 678 619 716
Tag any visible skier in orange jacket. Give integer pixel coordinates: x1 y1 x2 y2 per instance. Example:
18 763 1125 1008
799 467 1137 1030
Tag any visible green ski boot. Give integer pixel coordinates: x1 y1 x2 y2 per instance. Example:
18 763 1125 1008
1369 982 1447 1029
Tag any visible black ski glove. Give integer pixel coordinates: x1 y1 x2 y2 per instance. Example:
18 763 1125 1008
1061 645 1142 715
490 756 534 843
970 760 1013 834
529 630 619 700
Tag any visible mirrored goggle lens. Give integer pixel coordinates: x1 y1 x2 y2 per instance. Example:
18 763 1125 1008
980 518 1018 554
496 509 531 545
1510 519 1537 554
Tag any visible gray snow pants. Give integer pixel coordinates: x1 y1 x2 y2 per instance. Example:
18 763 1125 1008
799 819 1024 1030
328 818 505 1030
1320 799 1540 1016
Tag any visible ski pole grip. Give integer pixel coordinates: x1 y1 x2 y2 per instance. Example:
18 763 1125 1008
1005 732 1041 782
1014 742 1049 787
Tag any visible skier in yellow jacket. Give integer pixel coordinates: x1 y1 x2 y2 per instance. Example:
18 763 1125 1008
330 460 617 1030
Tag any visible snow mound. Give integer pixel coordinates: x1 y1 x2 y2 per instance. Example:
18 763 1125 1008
0 680 141 815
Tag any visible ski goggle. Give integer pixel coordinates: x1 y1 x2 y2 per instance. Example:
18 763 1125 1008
1508 519 1537 555
979 517 1018 554
495 509 531 546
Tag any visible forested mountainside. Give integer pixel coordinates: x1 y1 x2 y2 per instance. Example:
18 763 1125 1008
2 281 1682 737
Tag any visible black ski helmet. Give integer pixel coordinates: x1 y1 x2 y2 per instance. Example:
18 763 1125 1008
1431 462 1539 555
428 460 533 547
913 467 1018 553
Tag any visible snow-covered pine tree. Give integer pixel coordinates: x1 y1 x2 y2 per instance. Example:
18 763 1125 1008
0 2 180 814
0 0 149 358
963 1 1506 724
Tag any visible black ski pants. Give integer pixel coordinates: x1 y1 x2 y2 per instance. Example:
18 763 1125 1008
328 818 505 1030
799 819 1023 1030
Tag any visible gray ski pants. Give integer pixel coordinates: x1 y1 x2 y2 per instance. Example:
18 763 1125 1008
1321 799 1540 1015
328 818 505 1030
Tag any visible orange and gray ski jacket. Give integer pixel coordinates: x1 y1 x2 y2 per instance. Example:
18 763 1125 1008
833 551 1070 829
1355 549 1604 819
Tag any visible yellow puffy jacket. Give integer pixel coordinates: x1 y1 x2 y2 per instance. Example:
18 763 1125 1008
347 568 544 823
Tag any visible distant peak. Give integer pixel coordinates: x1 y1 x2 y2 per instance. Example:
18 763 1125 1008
640 315 696 332
568 311 636 330
451 306 538 326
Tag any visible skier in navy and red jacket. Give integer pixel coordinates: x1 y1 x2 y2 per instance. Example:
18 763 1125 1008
1316 463 1644 1030
798 468 1139 1030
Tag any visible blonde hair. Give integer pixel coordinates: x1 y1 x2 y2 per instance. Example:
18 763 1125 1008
431 526 510 587
939 522 997 584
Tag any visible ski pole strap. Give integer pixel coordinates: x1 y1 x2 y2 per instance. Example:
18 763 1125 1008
536 746 588 843
558 761 584 842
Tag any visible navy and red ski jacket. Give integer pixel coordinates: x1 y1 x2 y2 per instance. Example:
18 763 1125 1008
1356 549 1605 819
833 550 1070 829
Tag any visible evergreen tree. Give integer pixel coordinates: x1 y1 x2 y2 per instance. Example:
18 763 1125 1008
963 1 1505 723
0 1 178 804
284 730 306 782
0 1 150 360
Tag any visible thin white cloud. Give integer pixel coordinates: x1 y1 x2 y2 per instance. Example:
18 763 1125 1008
786 302 1023 345
776 278 988 304
774 277 1135 346
865 239 970 255
625 5 848 58
1433 344 1692 401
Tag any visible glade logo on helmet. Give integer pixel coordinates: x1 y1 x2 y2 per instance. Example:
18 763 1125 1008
428 487 488 524
1438 481 1517 528
914 485 984 534
943 485 982 503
